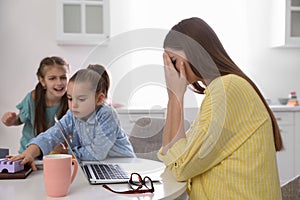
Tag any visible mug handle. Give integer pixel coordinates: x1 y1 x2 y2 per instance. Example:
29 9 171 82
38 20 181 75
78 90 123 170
70 159 78 184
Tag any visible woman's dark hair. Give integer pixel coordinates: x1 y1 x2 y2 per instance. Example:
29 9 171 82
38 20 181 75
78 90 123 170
34 56 69 136
163 17 283 151
86 64 110 98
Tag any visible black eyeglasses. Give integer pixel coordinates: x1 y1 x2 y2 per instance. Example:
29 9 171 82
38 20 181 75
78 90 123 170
102 173 154 194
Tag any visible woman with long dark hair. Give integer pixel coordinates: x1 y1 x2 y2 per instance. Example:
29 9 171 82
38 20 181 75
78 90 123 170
158 17 282 199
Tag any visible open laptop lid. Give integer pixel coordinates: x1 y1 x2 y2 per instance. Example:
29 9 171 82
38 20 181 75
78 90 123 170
54 116 82 164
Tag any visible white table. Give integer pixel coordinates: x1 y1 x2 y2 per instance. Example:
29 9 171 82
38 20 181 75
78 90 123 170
0 158 187 200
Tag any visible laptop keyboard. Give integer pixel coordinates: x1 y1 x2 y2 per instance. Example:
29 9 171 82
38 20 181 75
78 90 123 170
84 164 129 180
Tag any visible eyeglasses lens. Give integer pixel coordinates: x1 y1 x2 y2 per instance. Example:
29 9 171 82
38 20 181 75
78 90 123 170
130 173 143 190
144 177 153 189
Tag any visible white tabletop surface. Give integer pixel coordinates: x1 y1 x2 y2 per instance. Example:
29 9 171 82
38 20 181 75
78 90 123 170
0 157 187 200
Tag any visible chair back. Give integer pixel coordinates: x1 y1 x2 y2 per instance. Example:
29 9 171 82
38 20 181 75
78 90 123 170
129 117 190 161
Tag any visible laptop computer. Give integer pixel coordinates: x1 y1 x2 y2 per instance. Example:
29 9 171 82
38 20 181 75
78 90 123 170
54 116 130 184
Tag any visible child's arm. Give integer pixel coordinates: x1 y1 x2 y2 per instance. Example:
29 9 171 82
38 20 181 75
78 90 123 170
1 112 22 126
27 110 73 156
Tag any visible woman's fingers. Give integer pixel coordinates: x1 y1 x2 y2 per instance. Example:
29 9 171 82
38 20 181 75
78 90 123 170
179 61 187 79
163 52 171 67
163 52 177 71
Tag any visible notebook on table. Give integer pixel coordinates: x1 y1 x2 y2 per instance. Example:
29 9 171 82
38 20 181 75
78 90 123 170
54 117 130 184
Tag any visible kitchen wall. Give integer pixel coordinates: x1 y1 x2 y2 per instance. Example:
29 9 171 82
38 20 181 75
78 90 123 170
1 0 300 154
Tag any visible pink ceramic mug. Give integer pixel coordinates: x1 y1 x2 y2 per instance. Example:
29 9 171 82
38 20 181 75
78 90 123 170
43 154 78 197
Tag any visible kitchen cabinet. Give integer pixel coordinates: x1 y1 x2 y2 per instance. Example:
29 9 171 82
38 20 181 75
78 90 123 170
271 106 300 185
272 111 295 185
271 0 300 47
56 0 110 45
295 111 300 176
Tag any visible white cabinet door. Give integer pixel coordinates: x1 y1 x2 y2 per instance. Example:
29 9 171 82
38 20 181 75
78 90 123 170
273 111 295 185
56 0 110 45
271 0 300 47
295 112 300 176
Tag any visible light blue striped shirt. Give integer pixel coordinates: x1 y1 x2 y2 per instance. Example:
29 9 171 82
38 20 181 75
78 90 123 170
28 104 135 161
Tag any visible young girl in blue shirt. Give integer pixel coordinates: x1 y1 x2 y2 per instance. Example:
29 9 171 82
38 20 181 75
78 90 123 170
1 56 69 154
11 67 135 169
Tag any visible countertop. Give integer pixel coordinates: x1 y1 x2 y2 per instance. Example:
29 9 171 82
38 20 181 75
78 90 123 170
270 105 300 112
115 105 300 113
116 107 166 114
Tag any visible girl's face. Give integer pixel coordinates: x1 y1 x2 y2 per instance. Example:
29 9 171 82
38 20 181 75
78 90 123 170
67 81 103 120
39 65 68 99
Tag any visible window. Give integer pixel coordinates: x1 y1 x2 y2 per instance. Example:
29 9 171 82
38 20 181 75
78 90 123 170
56 0 110 45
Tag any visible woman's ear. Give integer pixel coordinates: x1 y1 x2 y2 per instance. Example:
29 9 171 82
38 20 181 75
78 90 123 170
96 93 105 107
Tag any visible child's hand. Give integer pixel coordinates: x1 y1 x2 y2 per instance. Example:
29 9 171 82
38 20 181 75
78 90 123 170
8 144 41 171
8 154 37 171
1 112 18 126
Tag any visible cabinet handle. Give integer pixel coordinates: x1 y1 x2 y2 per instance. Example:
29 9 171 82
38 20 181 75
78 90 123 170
276 117 282 121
